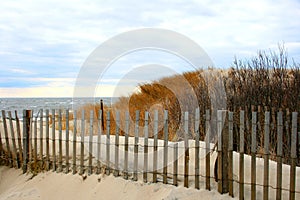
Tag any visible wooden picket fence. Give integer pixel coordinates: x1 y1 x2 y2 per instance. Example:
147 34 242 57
0 108 299 200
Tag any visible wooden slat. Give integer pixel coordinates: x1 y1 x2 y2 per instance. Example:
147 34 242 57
8 111 18 168
143 111 149 183
205 109 210 190
72 110 77 174
96 110 102 175
195 107 200 190
217 110 223 193
163 110 168 184
22 110 31 173
58 109 63 172
290 112 297 200
133 110 139 181
263 111 270 200
65 109 70 174
80 110 85 175
251 111 257 200
114 111 120 177
228 111 234 197
33 115 38 171
173 143 178 186
39 109 43 161
15 111 23 164
184 111 189 188
124 111 129 180
0 118 3 161
88 110 93 174
45 109 50 170
52 109 56 171
2 110 11 166
106 111 110 175
88 110 93 175
276 111 283 200
239 110 245 200
153 110 158 183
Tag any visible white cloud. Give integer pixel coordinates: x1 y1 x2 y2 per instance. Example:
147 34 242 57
0 0 299 97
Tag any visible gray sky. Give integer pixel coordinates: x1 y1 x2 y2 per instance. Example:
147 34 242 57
0 0 299 97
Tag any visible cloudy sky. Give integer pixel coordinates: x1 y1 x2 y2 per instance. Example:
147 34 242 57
0 0 300 97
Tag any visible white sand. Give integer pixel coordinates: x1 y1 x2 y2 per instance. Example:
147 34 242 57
0 166 232 200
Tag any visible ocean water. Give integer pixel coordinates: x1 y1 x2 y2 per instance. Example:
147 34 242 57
0 97 118 118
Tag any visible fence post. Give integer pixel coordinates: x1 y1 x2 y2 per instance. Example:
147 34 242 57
276 111 283 200
22 110 31 173
124 111 129 180
184 111 189 188
228 111 234 197
33 114 38 171
163 110 168 184
143 111 149 183
290 112 297 200
195 107 200 190
153 110 158 183
205 109 211 190
114 111 120 177
251 111 257 200
133 110 139 181
263 111 270 200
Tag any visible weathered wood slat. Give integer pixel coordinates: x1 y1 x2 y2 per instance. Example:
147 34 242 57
194 108 200 190
22 110 31 173
72 110 77 174
133 110 139 181
153 110 158 183
143 111 149 183
33 114 38 171
251 111 257 200
51 109 56 171
163 110 168 184
65 109 70 174
239 110 245 200
276 111 283 200
58 109 63 173
2 110 11 166
184 111 189 188
106 111 111 175
96 110 102 175
263 112 270 200
45 109 50 170
205 109 210 190
228 111 234 197
173 143 178 186
290 112 297 200
8 111 18 168
88 110 93 175
114 111 120 177
39 109 43 161
124 111 129 180
80 110 85 175
15 110 23 164
217 110 223 193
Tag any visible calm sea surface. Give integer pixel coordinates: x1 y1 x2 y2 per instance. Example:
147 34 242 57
0 97 118 118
